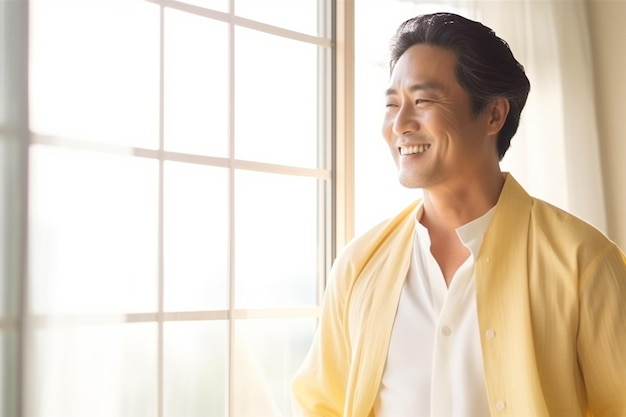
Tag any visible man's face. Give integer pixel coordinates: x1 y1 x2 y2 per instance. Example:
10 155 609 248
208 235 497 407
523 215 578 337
382 43 497 191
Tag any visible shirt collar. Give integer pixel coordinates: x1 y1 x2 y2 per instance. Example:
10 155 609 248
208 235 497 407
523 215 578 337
414 204 496 257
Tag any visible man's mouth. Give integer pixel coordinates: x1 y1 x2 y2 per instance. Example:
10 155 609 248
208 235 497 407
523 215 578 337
399 144 431 155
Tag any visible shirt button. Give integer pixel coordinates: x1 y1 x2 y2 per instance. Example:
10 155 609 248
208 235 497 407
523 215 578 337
441 326 451 336
486 329 496 339
495 400 506 410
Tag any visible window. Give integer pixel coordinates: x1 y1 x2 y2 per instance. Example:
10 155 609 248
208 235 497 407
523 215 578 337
24 0 332 416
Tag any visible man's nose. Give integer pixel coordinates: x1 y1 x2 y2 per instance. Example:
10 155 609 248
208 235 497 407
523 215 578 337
392 104 419 136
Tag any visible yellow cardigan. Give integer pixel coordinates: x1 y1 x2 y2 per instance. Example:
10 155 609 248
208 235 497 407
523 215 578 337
291 174 626 417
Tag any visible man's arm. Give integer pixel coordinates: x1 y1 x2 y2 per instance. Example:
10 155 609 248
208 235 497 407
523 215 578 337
577 244 626 415
291 258 352 417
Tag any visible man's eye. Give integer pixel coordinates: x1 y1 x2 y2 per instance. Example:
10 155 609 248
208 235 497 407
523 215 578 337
415 99 429 105
385 103 398 108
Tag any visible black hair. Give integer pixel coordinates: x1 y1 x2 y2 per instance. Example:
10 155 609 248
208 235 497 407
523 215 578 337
390 12 530 159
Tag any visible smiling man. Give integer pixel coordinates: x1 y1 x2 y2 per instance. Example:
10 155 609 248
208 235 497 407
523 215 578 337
291 12 626 417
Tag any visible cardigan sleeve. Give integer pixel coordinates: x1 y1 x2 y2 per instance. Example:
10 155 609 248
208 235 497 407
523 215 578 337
290 254 353 417
577 244 626 416
290 201 419 417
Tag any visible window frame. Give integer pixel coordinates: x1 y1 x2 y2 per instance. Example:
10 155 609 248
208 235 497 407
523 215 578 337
0 1 29 416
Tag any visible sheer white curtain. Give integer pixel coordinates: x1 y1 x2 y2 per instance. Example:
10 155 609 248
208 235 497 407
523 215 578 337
471 0 607 232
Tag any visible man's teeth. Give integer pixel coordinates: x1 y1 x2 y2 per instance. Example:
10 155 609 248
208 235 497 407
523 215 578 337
400 144 430 155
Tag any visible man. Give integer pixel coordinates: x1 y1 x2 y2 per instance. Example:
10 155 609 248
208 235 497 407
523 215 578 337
291 12 626 417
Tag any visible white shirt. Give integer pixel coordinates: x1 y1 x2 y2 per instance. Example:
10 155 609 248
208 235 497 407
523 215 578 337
374 207 495 417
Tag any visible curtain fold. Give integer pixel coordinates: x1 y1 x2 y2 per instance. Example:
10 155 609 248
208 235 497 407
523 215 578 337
466 0 607 232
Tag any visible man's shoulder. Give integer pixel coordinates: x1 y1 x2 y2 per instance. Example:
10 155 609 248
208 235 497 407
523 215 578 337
346 200 420 253
529 197 608 243
526 197 623 267
502 173 610 247
331 200 421 276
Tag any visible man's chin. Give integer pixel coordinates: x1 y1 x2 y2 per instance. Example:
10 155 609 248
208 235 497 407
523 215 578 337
398 176 425 190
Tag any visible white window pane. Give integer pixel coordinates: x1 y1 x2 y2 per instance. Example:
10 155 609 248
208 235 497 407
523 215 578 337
164 321 227 417
175 0 228 12
28 146 158 314
164 9 228 157
235 0 320 36
233 318 316 417
164 161 228 311
28 323 157 417
235 28 319 168
234 171 317 309
29 0 160 149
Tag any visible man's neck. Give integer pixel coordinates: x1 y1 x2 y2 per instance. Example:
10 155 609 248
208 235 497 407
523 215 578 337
419 172 505 233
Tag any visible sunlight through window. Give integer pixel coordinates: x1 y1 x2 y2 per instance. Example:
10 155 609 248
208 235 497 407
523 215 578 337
27 1 331 416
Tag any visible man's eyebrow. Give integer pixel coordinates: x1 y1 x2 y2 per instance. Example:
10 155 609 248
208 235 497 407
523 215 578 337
385 82 444 96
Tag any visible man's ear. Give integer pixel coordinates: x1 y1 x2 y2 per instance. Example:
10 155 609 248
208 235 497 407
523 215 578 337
486 98 510 136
